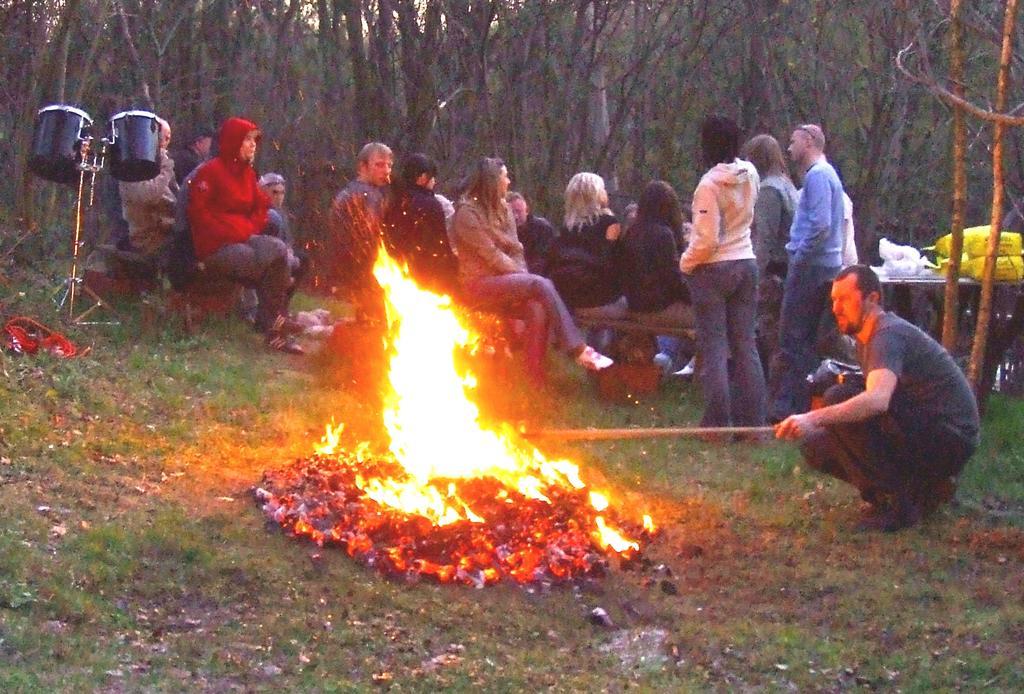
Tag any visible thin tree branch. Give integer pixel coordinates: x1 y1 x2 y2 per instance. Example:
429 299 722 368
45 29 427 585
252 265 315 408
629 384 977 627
896 42 1024 126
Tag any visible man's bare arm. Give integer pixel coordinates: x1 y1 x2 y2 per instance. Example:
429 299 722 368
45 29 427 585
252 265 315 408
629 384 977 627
775 368 897 440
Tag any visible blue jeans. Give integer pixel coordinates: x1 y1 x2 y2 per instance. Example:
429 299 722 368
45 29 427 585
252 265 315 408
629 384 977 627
769 262 839 419
686 259 766 427
462 273 585 383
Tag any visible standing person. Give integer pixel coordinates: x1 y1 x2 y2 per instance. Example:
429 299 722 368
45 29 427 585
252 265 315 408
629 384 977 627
769 124 846 422
119 116 178 258
680 116 766 429
327 142 393 316
172 128 213 185
450 158 613 385
776 266 979 531
187 117 300 354
507 191 557 277
548 172 628 321
740 133 800 373
383 153 459 296
618 180 694 371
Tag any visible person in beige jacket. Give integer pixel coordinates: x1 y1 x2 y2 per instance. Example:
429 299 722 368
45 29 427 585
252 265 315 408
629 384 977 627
680 116 767 430
451 157 612 384
119 117 178 258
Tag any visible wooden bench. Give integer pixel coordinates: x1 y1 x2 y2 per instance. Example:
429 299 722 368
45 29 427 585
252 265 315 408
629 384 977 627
574 316 695 341
574 316 696 362
167 276 243 334
574 316 697 402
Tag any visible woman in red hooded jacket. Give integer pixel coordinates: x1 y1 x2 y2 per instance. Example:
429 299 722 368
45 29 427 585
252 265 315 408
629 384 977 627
187 117 301 353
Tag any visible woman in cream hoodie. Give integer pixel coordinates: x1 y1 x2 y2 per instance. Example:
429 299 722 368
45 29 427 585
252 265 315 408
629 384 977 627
680 116 768 430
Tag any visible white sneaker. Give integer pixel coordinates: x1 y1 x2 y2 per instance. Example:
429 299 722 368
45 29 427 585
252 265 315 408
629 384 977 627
671 356 696 378
576 345 614 371
652 352 673 375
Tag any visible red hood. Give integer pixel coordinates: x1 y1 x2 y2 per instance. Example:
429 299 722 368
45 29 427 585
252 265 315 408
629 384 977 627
217 117 259 162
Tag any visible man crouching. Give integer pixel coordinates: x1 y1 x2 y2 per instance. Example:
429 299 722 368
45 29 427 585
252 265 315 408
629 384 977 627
775 265 979 531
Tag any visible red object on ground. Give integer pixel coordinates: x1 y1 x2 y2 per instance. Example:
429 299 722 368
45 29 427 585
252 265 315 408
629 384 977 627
2 317 84 357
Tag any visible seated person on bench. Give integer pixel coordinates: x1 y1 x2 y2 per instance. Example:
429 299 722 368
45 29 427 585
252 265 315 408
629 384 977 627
451 157 613 386
383 153 459 297
238 172 310 323
119 116 178 260
187 117 301 354
618 180 695 373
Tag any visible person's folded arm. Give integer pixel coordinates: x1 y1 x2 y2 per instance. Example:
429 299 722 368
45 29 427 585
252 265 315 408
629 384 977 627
680 185 719 274
791 172 831 265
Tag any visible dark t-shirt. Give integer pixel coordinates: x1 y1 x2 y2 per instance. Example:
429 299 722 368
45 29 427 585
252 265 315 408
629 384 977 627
859 312 980 445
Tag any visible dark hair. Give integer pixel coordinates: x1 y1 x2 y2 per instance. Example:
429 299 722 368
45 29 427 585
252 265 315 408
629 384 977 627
636 180 683 235
400 153 438 187
835 264 881 299
701 115 740 169
190 127 214 144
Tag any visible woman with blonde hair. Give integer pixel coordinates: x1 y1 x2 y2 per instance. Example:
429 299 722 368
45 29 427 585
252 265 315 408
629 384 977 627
450 158 612 384
548 172 628 322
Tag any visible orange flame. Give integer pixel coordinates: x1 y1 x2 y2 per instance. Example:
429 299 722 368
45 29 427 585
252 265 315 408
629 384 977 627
314 247 646 552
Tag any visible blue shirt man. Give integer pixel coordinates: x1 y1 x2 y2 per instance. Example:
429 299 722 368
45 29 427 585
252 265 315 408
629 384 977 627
769 124 847 421
786 157 845 267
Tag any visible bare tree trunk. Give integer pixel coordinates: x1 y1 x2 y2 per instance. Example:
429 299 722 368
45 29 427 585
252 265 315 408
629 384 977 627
341 0 372 146
72 0 114 104
14 0 82 229
942 0 967 351
114 0 154 109
968 0 1019 392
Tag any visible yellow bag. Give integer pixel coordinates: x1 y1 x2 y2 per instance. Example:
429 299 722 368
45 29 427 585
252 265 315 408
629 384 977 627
955 255 1024 282
932 226 1022 258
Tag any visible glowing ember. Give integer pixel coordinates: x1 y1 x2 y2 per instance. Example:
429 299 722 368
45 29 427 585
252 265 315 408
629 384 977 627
257 247 655 585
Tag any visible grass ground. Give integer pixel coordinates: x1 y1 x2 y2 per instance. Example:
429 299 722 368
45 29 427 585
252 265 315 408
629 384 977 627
1 262 1022 692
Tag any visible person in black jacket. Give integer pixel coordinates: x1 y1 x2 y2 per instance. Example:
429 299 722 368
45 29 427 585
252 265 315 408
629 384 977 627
507 191 556 276
171 127 213 186
383 153 459 297
549 172 627 318
619 180 695 372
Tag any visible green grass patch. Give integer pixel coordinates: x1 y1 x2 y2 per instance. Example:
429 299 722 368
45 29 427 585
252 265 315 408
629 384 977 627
1 260 1022 689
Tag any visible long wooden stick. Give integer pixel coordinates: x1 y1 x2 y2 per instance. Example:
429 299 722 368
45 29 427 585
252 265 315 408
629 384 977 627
523 426 776 442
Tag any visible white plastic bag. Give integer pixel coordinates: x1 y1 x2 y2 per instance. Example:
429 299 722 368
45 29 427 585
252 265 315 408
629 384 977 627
877 238 934 277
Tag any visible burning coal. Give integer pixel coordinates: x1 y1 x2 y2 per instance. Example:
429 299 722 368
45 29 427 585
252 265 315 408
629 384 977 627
256 248 655 586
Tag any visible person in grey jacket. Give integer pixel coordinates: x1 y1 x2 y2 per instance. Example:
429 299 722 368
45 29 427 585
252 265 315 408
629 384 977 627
741 133 800 374
327 142 393 316
451 157 612 385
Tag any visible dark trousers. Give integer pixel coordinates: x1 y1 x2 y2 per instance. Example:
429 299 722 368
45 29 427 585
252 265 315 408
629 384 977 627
202 235 291 332
686 259 767 427
800 383 975 501
770 262 839 419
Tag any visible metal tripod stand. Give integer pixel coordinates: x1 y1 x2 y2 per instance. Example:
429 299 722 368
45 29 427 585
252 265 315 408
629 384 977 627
52 136 119 325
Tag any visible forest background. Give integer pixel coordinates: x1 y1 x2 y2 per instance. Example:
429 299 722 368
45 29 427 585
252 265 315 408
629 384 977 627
1 0 1022 265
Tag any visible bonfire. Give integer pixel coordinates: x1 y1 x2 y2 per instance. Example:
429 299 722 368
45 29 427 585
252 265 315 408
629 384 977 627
255 248 655 586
